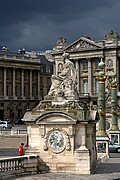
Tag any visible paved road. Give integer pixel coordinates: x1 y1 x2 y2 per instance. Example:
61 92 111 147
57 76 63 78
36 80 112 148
0 148 19 157
11 153 120 180
0 147 28 158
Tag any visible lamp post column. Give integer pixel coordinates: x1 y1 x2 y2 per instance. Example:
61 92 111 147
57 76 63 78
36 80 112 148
96 59 109 155
108 72 120 144
97 60 108 137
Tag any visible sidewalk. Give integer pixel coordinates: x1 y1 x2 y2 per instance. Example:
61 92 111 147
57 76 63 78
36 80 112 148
14 155 120 180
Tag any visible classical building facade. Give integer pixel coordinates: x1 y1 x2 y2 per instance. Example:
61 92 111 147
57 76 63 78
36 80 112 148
0 48 53 122
45 31 120 131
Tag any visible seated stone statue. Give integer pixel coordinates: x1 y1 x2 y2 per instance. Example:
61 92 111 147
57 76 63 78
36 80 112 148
47 52 78 100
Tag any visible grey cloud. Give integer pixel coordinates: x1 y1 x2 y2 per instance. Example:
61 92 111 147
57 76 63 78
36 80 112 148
0 0 120 51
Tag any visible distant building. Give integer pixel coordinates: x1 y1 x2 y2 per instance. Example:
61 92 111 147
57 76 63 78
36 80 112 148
0 48 53 122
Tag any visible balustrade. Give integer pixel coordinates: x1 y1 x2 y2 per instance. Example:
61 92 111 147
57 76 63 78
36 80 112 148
0 155 45 178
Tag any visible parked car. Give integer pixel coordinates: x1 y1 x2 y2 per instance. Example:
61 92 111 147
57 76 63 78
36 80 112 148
14 119 25 125
0 121 13 129
109 141 120 153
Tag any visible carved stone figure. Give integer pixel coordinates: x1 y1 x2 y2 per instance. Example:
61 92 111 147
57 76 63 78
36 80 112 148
105 30 119 40
47 52 78 100
53 37 67 52
56 37 67 46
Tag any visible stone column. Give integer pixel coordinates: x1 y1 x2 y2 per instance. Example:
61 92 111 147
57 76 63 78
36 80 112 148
21 69 24 98
13 68 15 97
88 58 92 95
54 61 56 75
77 124 88 151
110 73 119 131
30 70 32 98
38 71 40 99
4 67 7 97
75 60 80 92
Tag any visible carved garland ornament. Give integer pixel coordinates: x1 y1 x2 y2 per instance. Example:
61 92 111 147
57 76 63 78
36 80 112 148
43 128 71 153
107 59 113 69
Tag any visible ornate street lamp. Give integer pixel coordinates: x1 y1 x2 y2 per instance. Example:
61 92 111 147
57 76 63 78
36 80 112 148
96 59 108 137
108 72 120 144
96 58 109 155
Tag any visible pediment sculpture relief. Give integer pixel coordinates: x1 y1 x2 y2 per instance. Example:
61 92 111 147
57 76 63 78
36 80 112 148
67 40 95 51
64 37 101 52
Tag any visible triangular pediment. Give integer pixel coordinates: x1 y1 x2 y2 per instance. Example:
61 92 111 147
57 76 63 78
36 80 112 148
64 37 102 52
36 112 77 124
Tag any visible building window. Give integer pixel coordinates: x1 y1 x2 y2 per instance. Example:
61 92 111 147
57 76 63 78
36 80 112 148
32 86 35 96
32 71 37 81
1 103 4 107
24 70 29 81
47 87 50 94
6 85 9 96
93 101 97 105
2 85 4 95
95 79 99 94
45 65 50 73
95 59 100 69
15 70 20 81
15 85 18 96
24 86 27 96
40 66 44 73
40 77 43 84
82 60 88 71
83 80 88 94
6 69 12 81
0 69 3 81
40 88 44 100
47 77 51 84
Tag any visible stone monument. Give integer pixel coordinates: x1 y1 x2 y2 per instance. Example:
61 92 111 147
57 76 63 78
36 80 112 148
23 52 98 174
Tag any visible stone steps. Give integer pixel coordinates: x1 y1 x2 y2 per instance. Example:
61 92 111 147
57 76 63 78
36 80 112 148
46 162 77 173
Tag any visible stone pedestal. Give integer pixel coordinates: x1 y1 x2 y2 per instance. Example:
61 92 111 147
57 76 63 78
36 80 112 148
23 100 98 174
108 131 120 144
96 136 109 160
74 149 91 174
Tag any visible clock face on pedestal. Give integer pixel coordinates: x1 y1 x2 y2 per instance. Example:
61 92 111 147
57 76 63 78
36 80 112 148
48 131 65 153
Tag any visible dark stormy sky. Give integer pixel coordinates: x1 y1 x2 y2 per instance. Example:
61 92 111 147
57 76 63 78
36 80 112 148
0 0 120 52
